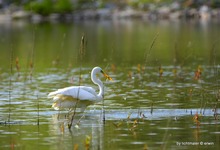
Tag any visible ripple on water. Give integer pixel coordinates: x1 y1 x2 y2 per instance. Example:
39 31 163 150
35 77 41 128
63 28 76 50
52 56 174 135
210 132 220 134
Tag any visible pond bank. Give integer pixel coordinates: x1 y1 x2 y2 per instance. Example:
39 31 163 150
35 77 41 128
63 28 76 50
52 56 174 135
0 4 220 23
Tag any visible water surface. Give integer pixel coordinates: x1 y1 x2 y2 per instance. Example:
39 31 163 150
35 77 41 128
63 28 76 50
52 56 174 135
0 19 220 150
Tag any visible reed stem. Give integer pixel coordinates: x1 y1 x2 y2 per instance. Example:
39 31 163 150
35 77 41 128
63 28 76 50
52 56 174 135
8 45 13 123
68 34 85 129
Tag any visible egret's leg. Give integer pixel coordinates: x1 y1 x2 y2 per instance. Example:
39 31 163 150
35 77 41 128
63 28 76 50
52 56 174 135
76 106 87 125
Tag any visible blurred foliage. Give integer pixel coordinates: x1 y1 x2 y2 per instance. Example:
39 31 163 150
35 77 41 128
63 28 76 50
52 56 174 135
128 0 171 7
24 0 54 16
6 0 220 16
53 0 73 13
24 0 73 16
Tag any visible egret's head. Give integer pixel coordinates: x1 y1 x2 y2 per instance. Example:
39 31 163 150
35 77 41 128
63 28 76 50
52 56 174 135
92 67 112 81
101 70 113 81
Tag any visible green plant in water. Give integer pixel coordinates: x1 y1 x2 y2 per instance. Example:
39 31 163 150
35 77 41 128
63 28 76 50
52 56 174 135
54 0 73 14
25 0 53 16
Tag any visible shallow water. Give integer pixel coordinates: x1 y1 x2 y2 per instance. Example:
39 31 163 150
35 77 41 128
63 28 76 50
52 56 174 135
0 66 219 150
0 19 220 149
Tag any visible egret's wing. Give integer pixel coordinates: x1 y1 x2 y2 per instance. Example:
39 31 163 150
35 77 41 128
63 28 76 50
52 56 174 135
48 86 97 100
48 86 98 110
79 86 97 97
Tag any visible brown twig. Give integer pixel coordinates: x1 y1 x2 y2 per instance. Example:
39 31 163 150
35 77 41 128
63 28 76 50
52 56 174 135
68 34 85 129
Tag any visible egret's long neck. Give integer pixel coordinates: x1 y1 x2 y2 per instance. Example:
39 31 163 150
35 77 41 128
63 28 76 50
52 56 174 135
91 71 104 99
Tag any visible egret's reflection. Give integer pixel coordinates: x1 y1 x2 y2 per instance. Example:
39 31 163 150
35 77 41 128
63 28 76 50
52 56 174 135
49 110 104 150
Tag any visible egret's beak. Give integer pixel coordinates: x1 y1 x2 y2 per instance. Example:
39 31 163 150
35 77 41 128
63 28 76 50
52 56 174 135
101 70 113 81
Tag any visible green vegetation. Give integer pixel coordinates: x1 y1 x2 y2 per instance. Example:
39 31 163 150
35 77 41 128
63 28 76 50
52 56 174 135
53 0 73 13
24 0 53 16
24 0 73 16
10 0 220 16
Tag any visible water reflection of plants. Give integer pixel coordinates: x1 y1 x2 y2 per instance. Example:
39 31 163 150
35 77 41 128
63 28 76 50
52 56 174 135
1 34 219 150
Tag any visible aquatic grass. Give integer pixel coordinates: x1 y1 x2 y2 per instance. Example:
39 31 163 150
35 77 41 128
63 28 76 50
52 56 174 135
68 34 86 129
161 117 172 150
29 25 39 126
1 20 220 149
1 63 219 149
37 93 40 126
15 57 20 79
210 42 220 120
169 40 217 115
141 34 159 115
51 33 66 68
29 44 35 82
20 25 37 99
1 31 219 148
144 33 159 69
8 45 14 123
115 56 219 148
116 34 160 129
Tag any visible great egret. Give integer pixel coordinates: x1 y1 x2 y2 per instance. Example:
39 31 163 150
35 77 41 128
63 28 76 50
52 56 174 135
48 67 112 112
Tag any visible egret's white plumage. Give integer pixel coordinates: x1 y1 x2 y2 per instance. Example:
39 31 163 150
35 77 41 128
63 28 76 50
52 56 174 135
48 67 112 112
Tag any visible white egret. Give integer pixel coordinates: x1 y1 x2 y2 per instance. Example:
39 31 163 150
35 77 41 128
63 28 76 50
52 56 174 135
48 67 112 112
